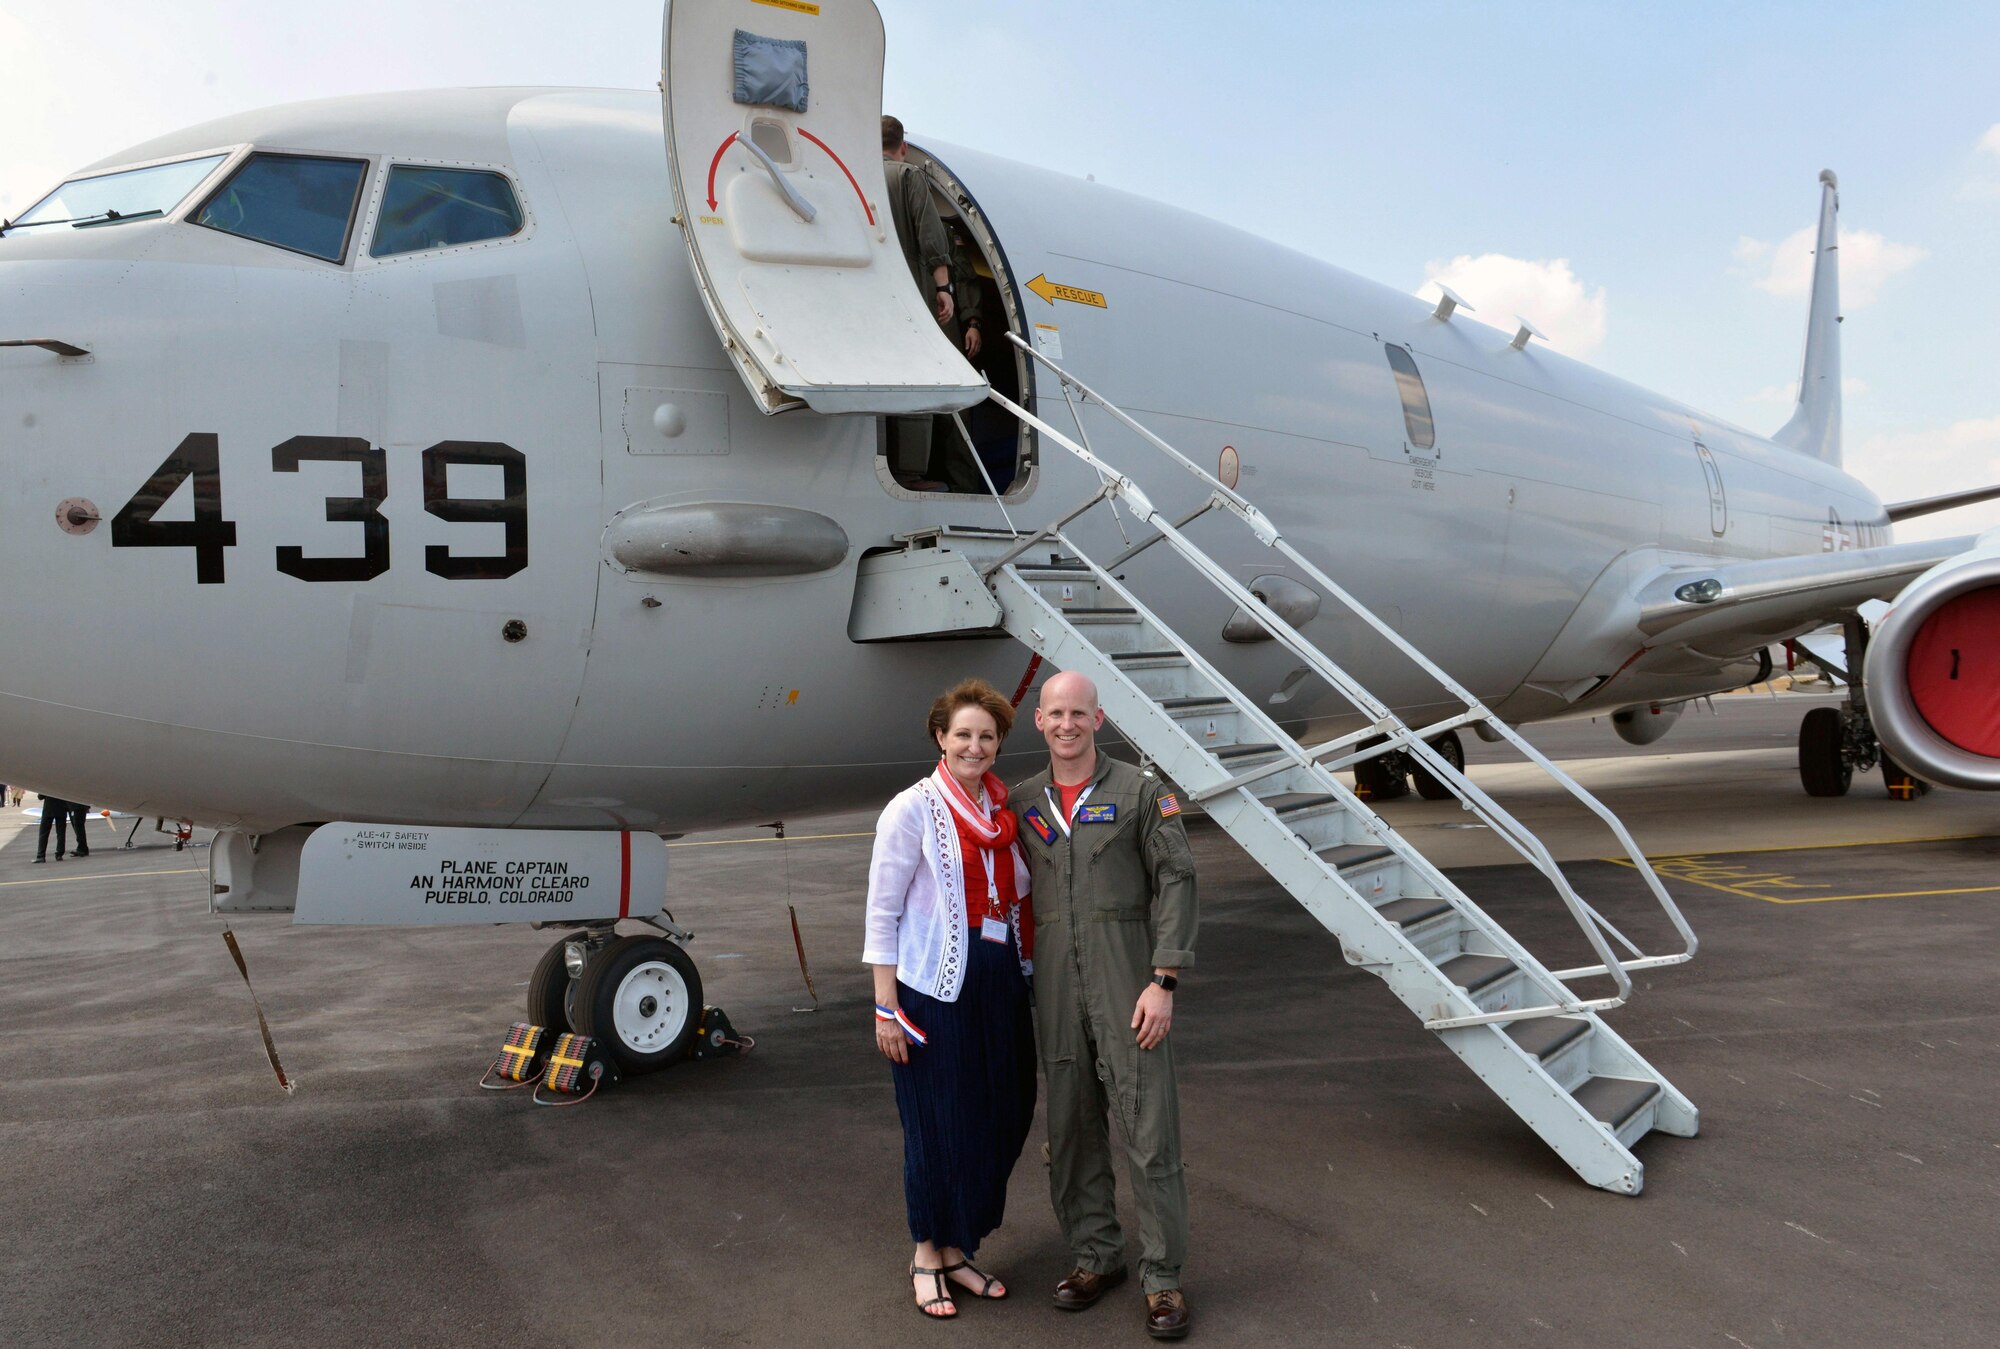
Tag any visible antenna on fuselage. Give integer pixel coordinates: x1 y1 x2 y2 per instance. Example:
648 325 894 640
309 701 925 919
1509 316 1546 351
1773 170 1843 466
1431 284 1473 321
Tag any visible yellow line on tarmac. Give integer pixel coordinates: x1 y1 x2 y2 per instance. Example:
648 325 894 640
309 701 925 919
0 867 203 888
1603 831 1996 864
666 829 876 849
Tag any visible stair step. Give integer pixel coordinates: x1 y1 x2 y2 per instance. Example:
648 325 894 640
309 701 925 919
1013 561 1091 575
1317 844 1393 870
1377 896 1451 928
1067 607 1139 623
1159 696 1234 711
1503 1015 1591 1061
1571 1075 1663 1131
1110 649 1186 663
1440 953 1517 995
1215 742 1280 762
1263 792 1337 815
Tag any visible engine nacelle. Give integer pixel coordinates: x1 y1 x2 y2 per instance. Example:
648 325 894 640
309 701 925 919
1864 535 2000 790
1612 701 1684 746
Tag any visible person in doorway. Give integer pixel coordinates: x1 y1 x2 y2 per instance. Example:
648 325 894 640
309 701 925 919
67 801 92 857
34 795 72 863
1013 671 1197 1340
863 678 1038 1320
882 114 955 491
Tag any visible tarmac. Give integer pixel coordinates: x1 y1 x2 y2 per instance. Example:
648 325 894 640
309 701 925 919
2 689 1997 1347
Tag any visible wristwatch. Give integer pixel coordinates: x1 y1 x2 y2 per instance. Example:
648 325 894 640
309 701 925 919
935 280 954 294
1151 973 1178 992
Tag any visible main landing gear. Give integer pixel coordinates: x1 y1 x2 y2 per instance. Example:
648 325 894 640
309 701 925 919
526 922 704 1075
1354 730 1466 802
1794 621 1932 801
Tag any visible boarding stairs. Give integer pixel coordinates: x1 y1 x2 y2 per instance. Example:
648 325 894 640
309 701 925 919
852 337 1700 1194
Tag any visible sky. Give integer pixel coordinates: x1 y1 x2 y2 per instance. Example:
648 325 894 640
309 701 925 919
3 0 1996 540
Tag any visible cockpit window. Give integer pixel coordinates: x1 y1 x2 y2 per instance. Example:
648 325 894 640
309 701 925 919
3 155 227 235
1383 344 1437 451
193 153 367 263
370 166 524 258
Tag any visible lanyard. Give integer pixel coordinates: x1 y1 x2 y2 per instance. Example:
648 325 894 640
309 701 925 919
1043 782 1096 839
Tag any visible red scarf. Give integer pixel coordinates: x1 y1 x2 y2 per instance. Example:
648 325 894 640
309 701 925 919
933 762 1032 958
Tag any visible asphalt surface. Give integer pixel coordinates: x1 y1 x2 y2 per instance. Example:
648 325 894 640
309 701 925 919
3 699 1997 1348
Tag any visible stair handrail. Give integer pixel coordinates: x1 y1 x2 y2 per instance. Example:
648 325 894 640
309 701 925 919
1003 335 1696 968
989 366 1695 981
990 391 1640 1012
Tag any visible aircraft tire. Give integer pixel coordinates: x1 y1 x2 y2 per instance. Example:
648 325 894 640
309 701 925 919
1354 753 1410 801
1880 751 1932 802
1411 731 1466 801
526 937 576 1034
1798 706 1852 797
575 935 703 1075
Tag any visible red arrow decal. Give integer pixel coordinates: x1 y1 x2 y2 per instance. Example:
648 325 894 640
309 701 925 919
705 131 739 211
797 128 874 226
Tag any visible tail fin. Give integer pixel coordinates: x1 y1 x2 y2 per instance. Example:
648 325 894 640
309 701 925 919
1773 170 1842 465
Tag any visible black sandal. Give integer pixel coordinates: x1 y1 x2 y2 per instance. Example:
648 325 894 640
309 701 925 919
910 1263 958 1319
942 1259 1008 1300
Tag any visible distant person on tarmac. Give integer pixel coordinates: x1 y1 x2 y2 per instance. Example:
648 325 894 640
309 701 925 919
863 678 1037 1320
68 802 92 857
34 796 74 863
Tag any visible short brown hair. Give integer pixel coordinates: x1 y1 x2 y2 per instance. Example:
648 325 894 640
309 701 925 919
882 115 905 151
927 678 1014 746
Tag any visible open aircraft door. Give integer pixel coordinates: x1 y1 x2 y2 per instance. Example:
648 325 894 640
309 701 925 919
662 0 986 416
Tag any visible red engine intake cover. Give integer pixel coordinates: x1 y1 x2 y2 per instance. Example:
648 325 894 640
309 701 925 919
1906 588 2000 757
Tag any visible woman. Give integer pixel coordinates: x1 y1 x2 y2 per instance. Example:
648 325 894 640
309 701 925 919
863 678 1037 1319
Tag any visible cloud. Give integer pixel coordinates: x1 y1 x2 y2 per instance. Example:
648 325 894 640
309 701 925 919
1416 254 1607 357
1733 226 1925 307
1848 415 2000 543
1964 123 2000 200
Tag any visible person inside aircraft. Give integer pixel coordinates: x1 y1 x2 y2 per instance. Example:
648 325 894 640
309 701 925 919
863 678 1037 1320
882 115 955 492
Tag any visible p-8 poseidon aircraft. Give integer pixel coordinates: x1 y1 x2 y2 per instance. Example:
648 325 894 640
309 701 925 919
2 0 1993 1192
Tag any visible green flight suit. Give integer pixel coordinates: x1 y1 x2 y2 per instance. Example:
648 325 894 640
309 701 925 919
882 157 951 479
1014 755 1197 1294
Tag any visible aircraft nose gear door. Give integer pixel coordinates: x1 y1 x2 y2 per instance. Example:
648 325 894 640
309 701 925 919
662 0 986 417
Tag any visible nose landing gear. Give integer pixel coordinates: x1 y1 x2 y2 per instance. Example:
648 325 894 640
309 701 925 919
525 923 705 1074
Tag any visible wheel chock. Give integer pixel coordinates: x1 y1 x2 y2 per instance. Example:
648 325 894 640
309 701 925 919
478 1022 550 1090
533 1032 620 1106
690 1005 754 1060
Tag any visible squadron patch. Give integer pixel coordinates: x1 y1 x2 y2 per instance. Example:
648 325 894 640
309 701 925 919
1157 793 1182 818
1023 807 1057 845
1077 803 1118 824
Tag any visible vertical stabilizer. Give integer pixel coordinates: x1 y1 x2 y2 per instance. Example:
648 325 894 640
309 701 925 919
1773 170 1842 465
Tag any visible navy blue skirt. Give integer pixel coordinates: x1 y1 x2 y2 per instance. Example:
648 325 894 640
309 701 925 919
891 933 1037 1253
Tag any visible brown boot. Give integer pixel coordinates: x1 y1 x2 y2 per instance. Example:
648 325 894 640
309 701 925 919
1052 1265 1127 1310
1146 1288 1190 1340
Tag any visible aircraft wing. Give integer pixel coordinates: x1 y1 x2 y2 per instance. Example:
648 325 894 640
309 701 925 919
1633 536 1976 648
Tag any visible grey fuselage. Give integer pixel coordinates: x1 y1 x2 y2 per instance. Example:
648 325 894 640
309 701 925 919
0 88 1885 833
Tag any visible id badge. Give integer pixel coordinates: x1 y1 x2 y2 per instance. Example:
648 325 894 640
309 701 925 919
980 916 1009 944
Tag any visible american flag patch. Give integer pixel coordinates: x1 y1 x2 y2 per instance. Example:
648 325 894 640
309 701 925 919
1157 793 1181 818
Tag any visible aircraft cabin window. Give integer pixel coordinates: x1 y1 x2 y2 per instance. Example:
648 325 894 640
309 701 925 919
370 166 525 258
2 155 228 237
193 153 367 263
1384 344 1436 450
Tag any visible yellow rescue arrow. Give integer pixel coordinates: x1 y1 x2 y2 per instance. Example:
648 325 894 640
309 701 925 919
1026 274 1107 309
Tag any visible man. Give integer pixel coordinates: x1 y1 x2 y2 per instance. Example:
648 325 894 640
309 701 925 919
881 115 955 489
34 795 71 863
68 801 92 857
1013 671 1196 1340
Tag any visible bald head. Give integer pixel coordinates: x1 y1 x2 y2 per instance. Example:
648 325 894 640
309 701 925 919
1035 670 1105 784
1040 670 1098 710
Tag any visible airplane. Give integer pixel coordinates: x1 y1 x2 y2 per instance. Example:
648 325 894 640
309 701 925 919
2 0 1995 1152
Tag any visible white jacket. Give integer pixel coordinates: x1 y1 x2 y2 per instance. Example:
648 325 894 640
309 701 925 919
861 778 1032 1001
